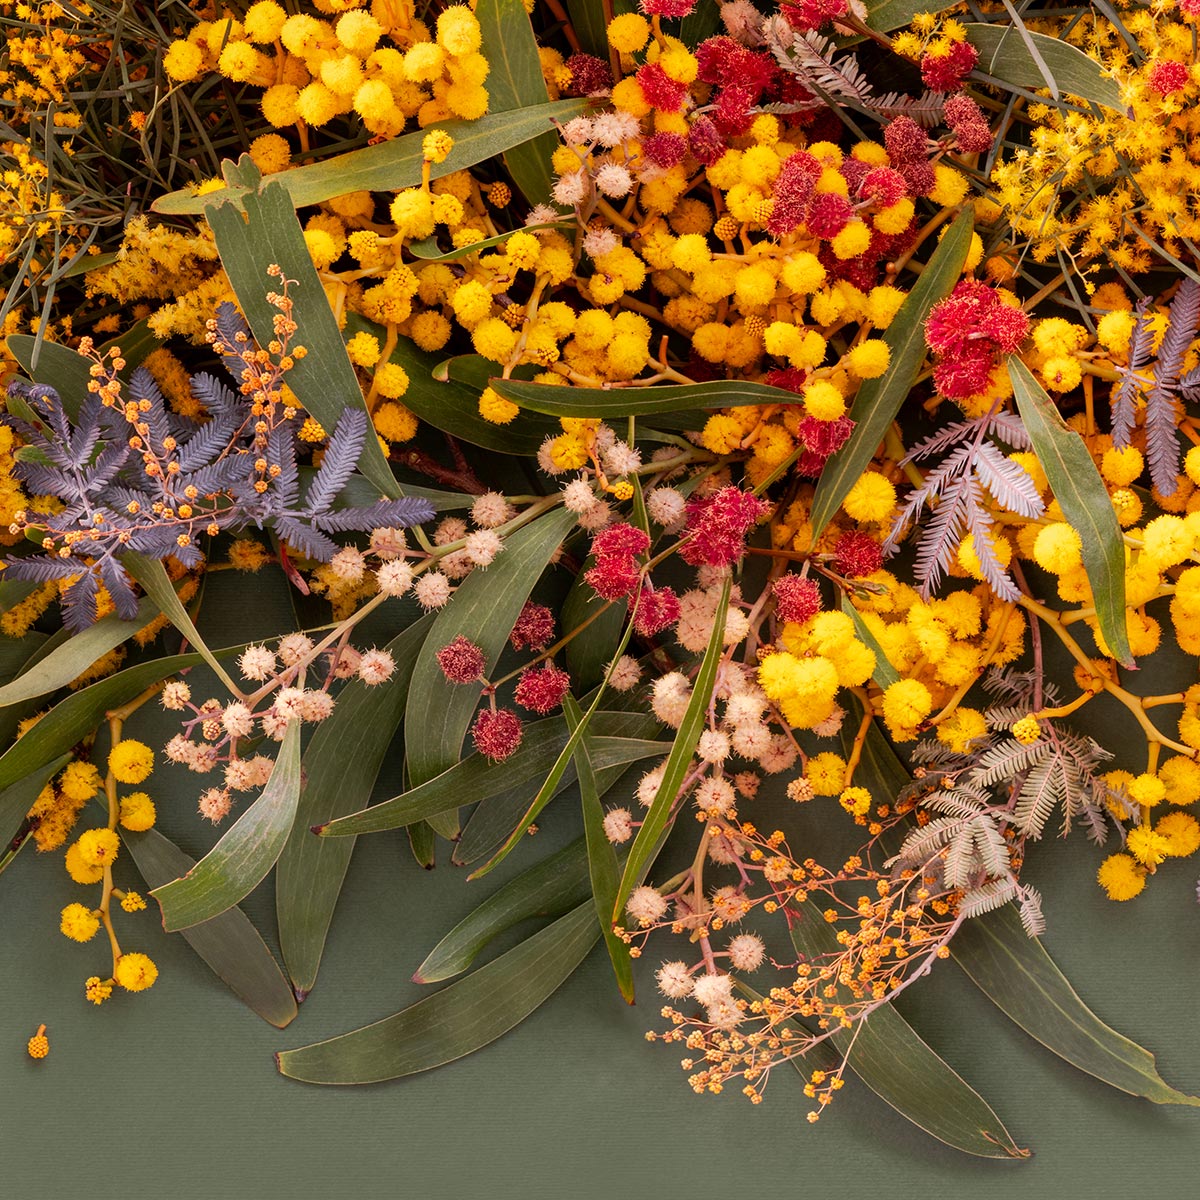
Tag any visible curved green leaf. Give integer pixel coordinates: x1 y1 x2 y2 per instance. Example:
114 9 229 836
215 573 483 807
154 101 589 216
0 599 158 708
1009 358 1132 667
566 694 634 1002
489 377 793 419
407 222 568 261
810 206 973 538
413 837 591 983
123 825 297 1028
277 614 433 997
204 170 396 499
865 0 957 34
404 507 576 790
788 908 1027 1158
153 721 302 932
840 596 900 690
275 903 598 1084
952 904 1200 1106
966 24 1124 112
613 576 730 920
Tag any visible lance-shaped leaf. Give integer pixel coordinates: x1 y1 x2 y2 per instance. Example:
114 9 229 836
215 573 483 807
154 101 589 215
0 756 70 850
952 904 1199 1106
840 596 900 689
613 577 730 920
407 222 568 261
1009 358 1133 667
787 906 1027 1158
488 377 792 419
153 721 302 931
0 598 159 708
414 837 592 983
124 825 297 1028
810 206 973 538
277 614 433 997
965 24 1124 111
275 903 598 1084
204 171 396 499
405 507 577 790
565 695 634 1003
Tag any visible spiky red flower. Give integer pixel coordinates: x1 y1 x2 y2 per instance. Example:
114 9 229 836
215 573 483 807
920 41 978 92
795 414 855 476
640 0 696 14
471 708 524 761
954 120 994 154
860 166 908 207
899 159 935 196
633 585 681 637
679 487 772 567
932 346 996 401
592 522 651 559
806 191 853 238
687 115 727 166
767 151 821 236
636 62 690 111
514 663 572 714
773 575 822 624
586 555 641 600
925 281 1029 400
781 0 848 32
436 635 487 684
642 132 688 168
883 116 929 163
510 602 555 651
764 367 808 394
714 83 757 136
1148 60 1191 96
833 531 883 578
564 54 613 97
943 93 984 128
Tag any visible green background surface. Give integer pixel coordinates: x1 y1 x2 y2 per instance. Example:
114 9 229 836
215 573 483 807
4 576 1200 1199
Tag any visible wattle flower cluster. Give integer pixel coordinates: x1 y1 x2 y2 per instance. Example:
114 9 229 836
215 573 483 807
925 280 1030 401
679 487 771 567
585 522 651 600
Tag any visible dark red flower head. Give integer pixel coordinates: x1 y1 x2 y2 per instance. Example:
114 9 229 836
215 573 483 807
781 0 848 32
640 0 696 14
564 54 613 97
592 522 651 560
687 115 727 166
805 191 853 239
1148 60 1190 97
510 602 555 651
642 132 688 169
514 663 572 714
679 487 772 567
436 635 487 684
633 585 681 637
883 116 929 163
773 574 822 624
833 531 883 578
472 708 524 761
920 41 978 93
636 62 690 112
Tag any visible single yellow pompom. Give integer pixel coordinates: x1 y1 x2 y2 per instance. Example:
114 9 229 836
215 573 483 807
118 792 156 832
114 952 159 992
1010 715 1041 745
478 387 519 425
109 739 154 784
27 1027 49 1060
423 130 455 164
59 761 102 802
1156 811 1200 857
843 340 890 379
608 12 650 52
163 40 204 83
437 7 483 55
65 843 104 885
60 903 100 942
76 827 120 868
373 402 418 443
802 380 846 422
1032 523 1083 575
842 472 896 523
1096 853 1145 900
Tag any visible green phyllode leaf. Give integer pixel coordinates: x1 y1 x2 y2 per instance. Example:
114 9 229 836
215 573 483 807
204 171 397 499
488 377 795 419
613 576 731 920
153 721 303 931
809 205 974 538
413 837 592 983
787 907 1028 1158
123 825 298 1028
277 614 434 998
840 595 901 690
154 101 589 215
565 694 634 1003
1009 358 1133 667
275 903 598 1084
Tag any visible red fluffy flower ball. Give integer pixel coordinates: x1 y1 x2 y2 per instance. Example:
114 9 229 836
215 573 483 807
471 708 524 761
883 116 929 163
510 602 555 651
636 62 690 112
781 0 848 32
642 132 688 169
514 663 572 714
926 281 1029 400
564 54 612 97
773 575 822 624
1148 60 1191 96
679 487 772 568
436 635 487 684
633 585 682 637
920 41 979 93
640 0 695 14
833 531 884 579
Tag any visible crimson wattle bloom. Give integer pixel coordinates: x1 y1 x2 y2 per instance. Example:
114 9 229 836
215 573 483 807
687 115 727 166
472 708 524 761
564 53 612 97
834 531 883 578
883 116 930 163
592 523 651 559
514 663 572 714
510 602 555 651
781 0 848 31
639 0 696 15
636 62 689 112
585 555 640 600
1148 60 1191 97
920 41 979 92
926 280 1029 401
642 132 688 169
436 635 487 684
773 575 822 624
633 585 681 637
679 487 772 567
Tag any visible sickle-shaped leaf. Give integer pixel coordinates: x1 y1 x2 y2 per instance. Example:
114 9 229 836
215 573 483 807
404 507 577 790
840 596 900 689
1009 358 1132 667
277 614 433 997
787 906 1027 1158
612 576 730 920
810 206 974 538
124 825 297 1028
153 721 302 931
488 377 794 419
275 903 598 1084
413 837 592 983
566 694 634 1003
154 100 590 216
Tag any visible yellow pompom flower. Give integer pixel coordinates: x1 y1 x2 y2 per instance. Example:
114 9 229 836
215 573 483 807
843 340 890 379
550 433 589 471
373 402 418 443
27 1027 49 1059
248 133 292 175
335 10 382 55
1127 826 1170 867
802 380 846 422
881 678 933 741
805 752 847 796
936 707 988 753
438 7 483 55
404 42 446 83
929 164 969 207
1156 811 1200 857
1101 446 1143 487
478 387 519 425
873 198 914 236
109 739 154 784
1096 853 1145 900
65 843 104 885
1160 756 1200 805
244 1 288 43
1011 715 1041 745
423 130 455 164
163 40 204 83
472 317 518 363
114 952 159 993
1142 514 1194 568
1032 523 1083 575
76 827 120 868
372 362 411 400
842 472 896 523
60 903 100 942
118 792 156 832
1128 773 1166 809
831 221 871 260
59 761 102 802
839 786 872 818
608 12 650 52
346 331 382 367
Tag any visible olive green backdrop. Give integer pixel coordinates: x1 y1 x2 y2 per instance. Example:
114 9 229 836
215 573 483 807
3 573 1199 1199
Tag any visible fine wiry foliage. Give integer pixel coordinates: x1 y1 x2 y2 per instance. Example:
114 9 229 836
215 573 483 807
1111 281 1200 495
2 304 434 630
884 412 1044 601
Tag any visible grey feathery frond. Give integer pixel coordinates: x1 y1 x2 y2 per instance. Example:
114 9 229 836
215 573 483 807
973 442 1046 517
1110 300 1152 449
869 91 945 127
1012 755 1067 838
2 555 93 582
273 516 340 562
1145 388 1182 496
303 409 367 515
963 478 1021 601
1157 280 1200 386
190 372 239 414
959 878 1019 918
973 820 1011 877
315 496 437 532
944 826 978 889
1017 886 1046 937
768 29 876 106
969 737 1050 789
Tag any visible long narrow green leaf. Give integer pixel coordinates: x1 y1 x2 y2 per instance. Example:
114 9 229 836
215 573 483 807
952 905 1200 1106
407 222 567 261
613 576 730 920
277 614 432 997
565 694 634 1003
275 903 598 1084
204 171 397 499
414 837 592 983
809 206 974 537
489 377 793 418
123 552 243 696
152 721 302 931
154 101 588 215
788 908 1027 1158
405 507 576 791
123 825 297 1028
0 598 158 708
1009 358 1132 666
840 596 900 689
